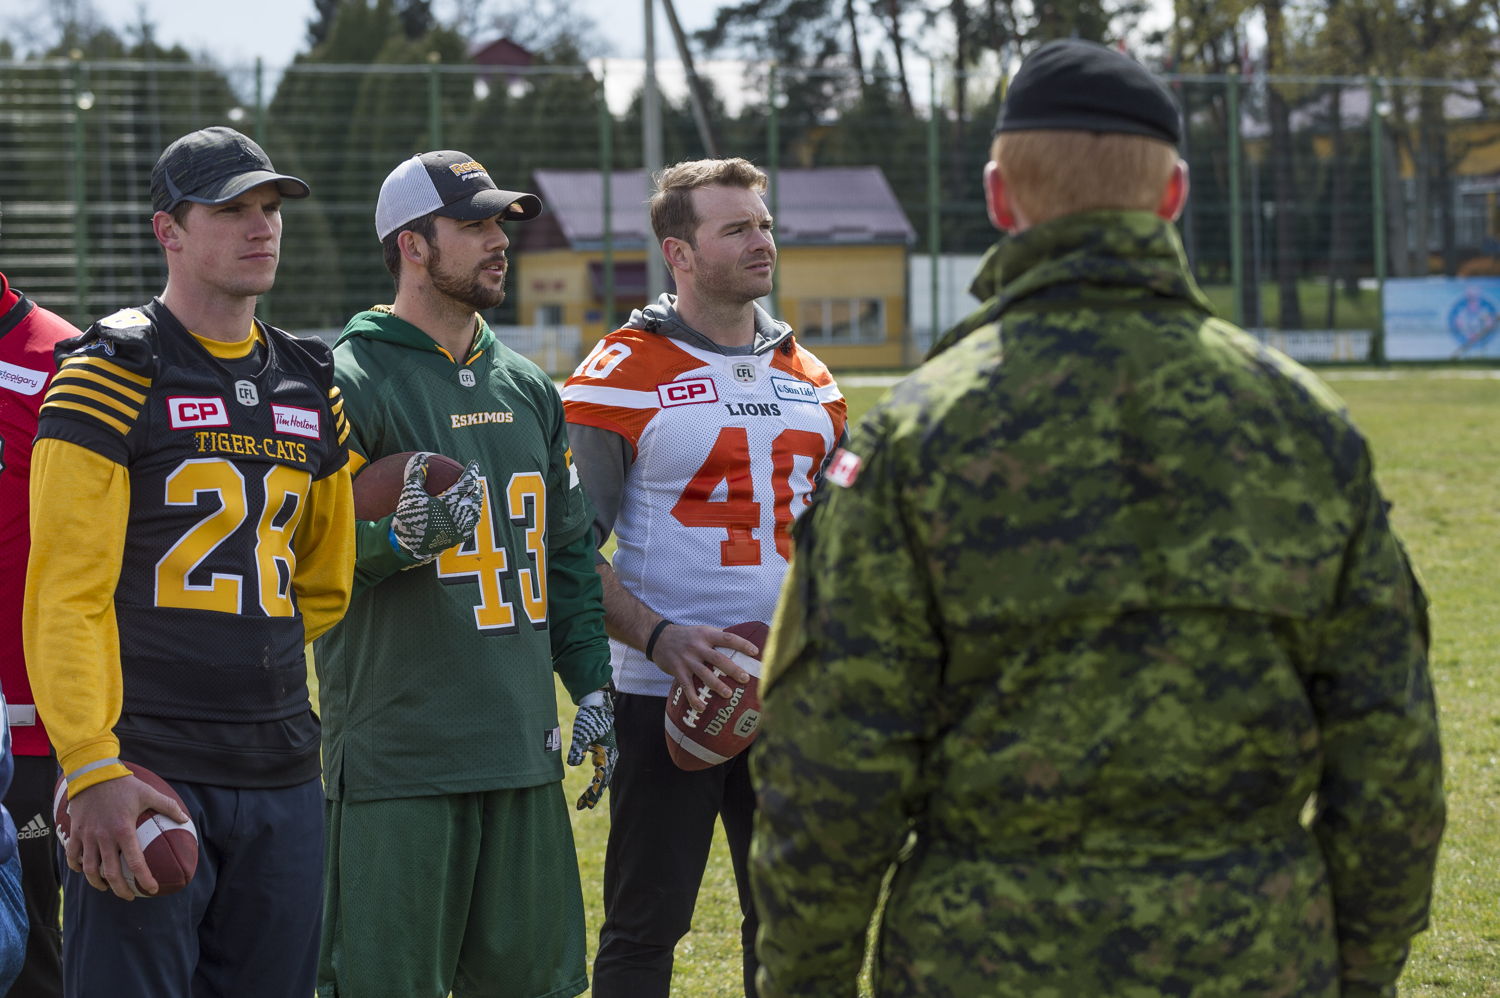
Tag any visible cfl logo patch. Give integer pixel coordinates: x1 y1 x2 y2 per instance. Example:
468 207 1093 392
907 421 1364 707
234 380 259 406
657 378 718 407
166 396 230 429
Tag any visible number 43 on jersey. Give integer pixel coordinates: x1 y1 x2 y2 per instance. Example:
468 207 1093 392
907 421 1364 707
436 472 549 633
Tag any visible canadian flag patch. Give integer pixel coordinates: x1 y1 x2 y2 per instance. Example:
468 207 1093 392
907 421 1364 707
825 448 863 488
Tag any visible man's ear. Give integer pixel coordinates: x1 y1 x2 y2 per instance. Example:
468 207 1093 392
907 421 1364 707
1156 160 1189 222
152 210 183 252
398 229 428 267
983 161 1020 233
662 236 692 275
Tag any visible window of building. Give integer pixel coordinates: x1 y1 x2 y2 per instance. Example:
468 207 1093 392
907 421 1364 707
796 298 885 344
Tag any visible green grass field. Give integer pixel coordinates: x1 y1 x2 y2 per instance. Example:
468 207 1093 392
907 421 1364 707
323 368 1499 996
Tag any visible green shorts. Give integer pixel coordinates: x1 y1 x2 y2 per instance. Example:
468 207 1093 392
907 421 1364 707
316 783 587 998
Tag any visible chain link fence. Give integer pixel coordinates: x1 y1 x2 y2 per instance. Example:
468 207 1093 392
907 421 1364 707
3 56 1497 367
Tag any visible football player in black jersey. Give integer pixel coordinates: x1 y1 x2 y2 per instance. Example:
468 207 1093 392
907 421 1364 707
23 127 355 998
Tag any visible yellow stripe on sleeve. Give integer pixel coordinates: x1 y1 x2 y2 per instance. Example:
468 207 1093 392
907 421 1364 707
45 382 143 420
39 398 132 436
49 366 149 405
60 354 152 387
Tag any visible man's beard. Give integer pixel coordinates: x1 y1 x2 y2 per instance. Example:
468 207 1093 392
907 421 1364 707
429 243 506 311
695 254 773 306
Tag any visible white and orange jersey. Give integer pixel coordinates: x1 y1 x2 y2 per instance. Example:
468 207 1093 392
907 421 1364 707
563 328 847 696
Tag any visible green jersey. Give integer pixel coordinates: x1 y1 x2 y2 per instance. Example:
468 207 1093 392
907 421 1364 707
316 308 609 802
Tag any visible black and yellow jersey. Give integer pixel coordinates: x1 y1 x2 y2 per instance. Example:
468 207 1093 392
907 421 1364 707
26 298 354 791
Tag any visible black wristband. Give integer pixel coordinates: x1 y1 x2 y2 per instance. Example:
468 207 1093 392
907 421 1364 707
644 619 673 662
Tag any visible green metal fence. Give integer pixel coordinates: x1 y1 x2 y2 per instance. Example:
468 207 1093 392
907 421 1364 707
2 56 1497 363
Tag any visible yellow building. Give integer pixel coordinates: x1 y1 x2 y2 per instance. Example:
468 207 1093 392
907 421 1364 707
514 168 916 369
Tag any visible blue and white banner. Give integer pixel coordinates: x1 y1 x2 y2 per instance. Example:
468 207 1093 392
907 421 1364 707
1383 278 1500 360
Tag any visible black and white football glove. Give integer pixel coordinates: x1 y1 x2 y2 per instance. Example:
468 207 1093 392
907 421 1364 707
390 452 484 563
567 688 618 811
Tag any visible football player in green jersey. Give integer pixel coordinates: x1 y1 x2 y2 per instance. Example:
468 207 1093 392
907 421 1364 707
314 151 613 998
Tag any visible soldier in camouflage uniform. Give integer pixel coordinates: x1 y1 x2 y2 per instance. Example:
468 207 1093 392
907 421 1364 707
750 39 1444 998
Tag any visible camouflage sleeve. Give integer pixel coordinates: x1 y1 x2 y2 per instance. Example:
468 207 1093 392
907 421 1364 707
1303 466 1444 997
751 420 945 998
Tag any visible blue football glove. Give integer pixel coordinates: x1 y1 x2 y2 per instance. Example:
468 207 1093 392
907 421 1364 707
568 689 617 811
390 452 484 563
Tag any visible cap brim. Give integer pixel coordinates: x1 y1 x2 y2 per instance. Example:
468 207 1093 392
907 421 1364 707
433 188 542 223
180 170 312 207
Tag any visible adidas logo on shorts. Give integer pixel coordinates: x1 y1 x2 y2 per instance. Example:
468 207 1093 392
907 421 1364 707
16 814 50 841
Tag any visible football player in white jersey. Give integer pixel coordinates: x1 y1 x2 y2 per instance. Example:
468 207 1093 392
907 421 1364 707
562 157 846 998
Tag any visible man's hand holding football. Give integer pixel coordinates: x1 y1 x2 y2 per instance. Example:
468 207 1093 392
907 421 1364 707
648 624 757 712
65 774 189 900
390 452 484 562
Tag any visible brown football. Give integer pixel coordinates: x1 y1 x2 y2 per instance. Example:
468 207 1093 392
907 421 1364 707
352 451 466 521
664 621 770 771
54 762 198 898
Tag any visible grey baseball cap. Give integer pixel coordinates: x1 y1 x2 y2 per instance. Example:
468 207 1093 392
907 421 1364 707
150 126 310 214
375 150 542 240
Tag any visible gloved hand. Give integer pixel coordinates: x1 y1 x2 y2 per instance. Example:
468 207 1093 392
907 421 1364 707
567 688 617 811
390 452 484 563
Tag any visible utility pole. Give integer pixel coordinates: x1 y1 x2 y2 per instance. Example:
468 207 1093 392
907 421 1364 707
662 0 719 157
644 0 666 302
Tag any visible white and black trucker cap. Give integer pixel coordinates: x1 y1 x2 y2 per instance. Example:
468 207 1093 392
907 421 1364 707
374 150 541 240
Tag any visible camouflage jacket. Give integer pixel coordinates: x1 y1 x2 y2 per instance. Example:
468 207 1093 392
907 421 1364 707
751 211 1444 998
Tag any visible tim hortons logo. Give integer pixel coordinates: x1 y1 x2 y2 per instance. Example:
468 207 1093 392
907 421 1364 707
271 404 321 439
657 377 719 407
167 396 231 429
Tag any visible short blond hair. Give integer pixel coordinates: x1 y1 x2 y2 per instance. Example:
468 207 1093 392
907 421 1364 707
992 130 1178 226
650 158 768 247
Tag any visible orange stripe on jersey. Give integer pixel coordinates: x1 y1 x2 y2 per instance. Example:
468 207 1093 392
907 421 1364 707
564 403 652 458
563 330 715 450
769 341 847 440
768 340 837 388
568 330 707 391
